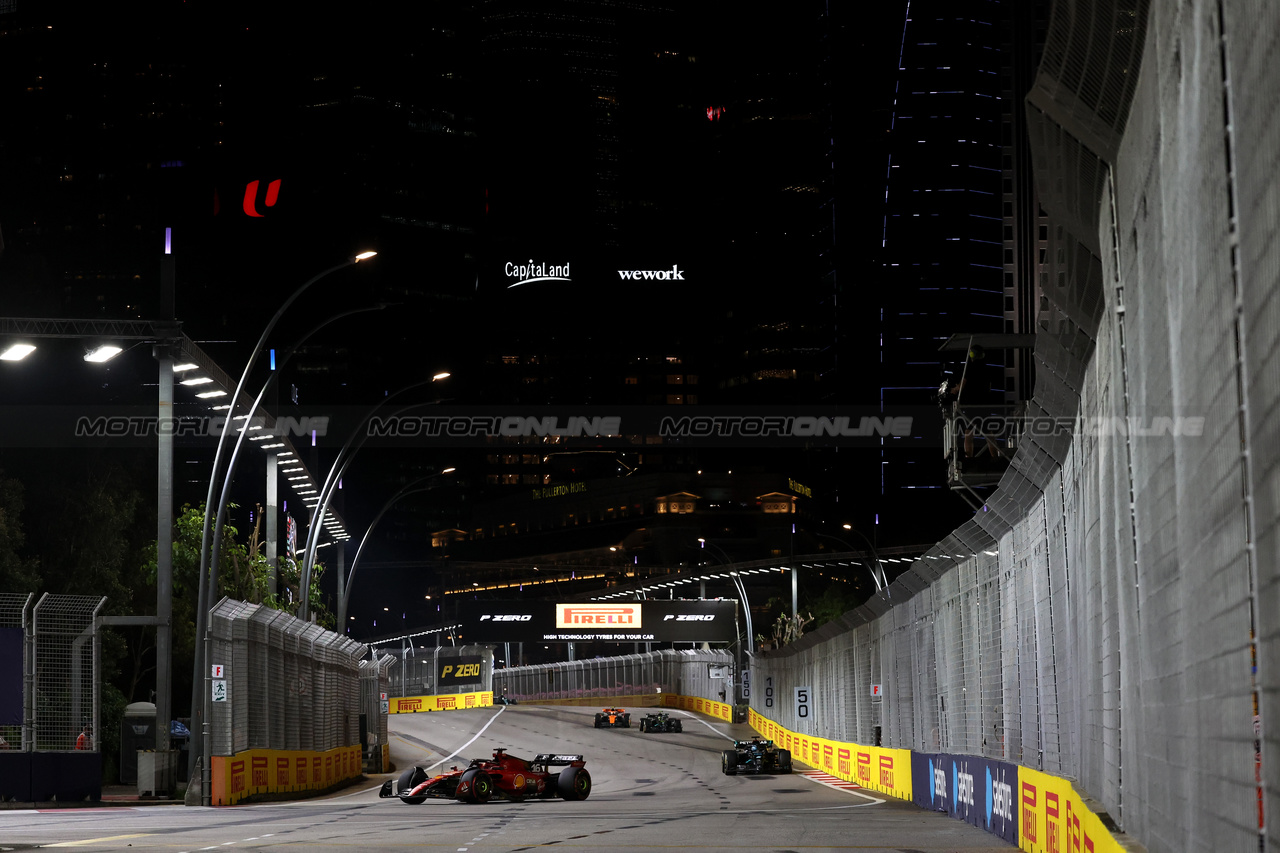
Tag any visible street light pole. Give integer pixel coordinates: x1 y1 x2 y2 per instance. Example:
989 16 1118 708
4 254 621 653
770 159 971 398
338 472 455 626
299 375 448 619
698 539 753 704
207 303 387 607
190 251 374 793
835 525 890 591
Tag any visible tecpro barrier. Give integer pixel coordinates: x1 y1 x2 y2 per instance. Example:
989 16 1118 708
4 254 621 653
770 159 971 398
661 693 733 723
209 744 362 806
387 690 493 714
748 709 912 802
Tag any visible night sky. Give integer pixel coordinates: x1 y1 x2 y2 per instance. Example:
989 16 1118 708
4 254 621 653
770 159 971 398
0 1 968 634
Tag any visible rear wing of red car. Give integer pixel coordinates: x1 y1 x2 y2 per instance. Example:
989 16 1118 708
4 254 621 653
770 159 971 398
532 753 586 768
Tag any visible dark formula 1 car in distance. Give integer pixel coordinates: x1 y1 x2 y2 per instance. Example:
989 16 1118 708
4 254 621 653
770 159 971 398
379 748 591 803
721 736 793 775
637 711 683 733
594 707 631 728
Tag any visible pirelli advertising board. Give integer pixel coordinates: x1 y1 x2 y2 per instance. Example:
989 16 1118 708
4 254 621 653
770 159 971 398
461 600 737 643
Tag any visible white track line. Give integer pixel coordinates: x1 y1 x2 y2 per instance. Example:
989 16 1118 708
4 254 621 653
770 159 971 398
424 706 506 770
671 710 735 742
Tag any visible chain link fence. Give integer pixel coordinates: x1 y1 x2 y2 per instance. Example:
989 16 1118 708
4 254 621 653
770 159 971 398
370 643 493 698
206 598 366 757
359 653 394 768
496 648 733 704
32 595 106 752
0 593 33 751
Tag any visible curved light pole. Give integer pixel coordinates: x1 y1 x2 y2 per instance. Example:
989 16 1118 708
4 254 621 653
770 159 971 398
698 539 754 704
190 251 375 793
837 524 891 591
814 530 887 592
207 303 388 606
338 470 456 626
298 374 449 619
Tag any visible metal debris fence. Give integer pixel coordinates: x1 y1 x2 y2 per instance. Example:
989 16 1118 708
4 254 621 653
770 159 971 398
205 598 367 757
370 643 494 698
497 649 734 704
0 594 105 753
359 654 394 769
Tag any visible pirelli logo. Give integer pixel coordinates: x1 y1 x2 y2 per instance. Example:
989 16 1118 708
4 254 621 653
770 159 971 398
556 603 640 628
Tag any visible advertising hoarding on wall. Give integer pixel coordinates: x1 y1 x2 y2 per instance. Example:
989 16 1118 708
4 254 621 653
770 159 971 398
460 599 737 643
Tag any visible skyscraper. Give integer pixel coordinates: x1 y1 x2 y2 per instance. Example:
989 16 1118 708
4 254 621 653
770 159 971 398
860 0 1047 543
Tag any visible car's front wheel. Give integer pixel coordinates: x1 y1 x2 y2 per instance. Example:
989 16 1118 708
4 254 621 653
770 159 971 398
774 749 792 774
456 768 493 803
639 719 647 732
722 750 738 775
398 766 428 804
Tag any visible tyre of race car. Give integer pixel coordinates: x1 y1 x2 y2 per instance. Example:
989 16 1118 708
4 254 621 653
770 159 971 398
638 719 647 732
622 715 631 728
557 765 592 800
456 768 493 803
774 749 792 774
672 720 682 733
397 766 429 804
722 750 738 775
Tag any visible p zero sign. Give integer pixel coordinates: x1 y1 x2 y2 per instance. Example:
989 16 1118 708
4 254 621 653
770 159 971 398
438 655 484 687
461 600 735 643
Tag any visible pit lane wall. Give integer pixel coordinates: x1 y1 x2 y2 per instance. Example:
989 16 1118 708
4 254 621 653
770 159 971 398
387 690 493 714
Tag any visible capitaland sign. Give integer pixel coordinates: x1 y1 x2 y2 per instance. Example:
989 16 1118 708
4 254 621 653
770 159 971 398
617 265 685 281
505 260 571 288
556 604 640 628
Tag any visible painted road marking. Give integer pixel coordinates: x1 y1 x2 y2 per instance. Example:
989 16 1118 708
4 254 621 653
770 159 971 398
426 706 506 771
671 710 734 741
798 770 886 804
45 835 153 848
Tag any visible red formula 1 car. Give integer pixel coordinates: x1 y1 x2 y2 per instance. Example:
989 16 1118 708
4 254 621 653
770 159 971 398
379 748 592 804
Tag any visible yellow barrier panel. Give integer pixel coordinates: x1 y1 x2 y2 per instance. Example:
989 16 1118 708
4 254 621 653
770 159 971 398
660 693 733 722
211 744 363 806
1017 766 1126 853
388 690 493 714
747 708 912 802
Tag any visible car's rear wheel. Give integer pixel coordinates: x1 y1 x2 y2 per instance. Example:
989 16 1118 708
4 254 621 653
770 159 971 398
622 716 630 728
722 750 738 775
398 766 428 804
456 768 492 803
774 748 792 773
557 765 592 800
672 720 683 733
